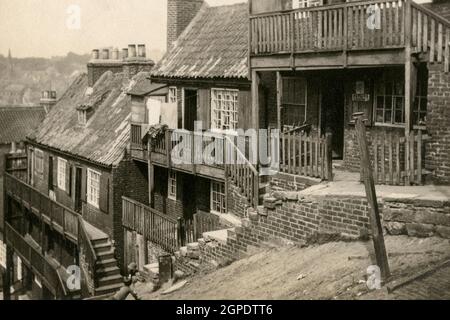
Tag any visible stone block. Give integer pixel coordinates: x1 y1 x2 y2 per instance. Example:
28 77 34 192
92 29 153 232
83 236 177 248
384 222 407 235
406 223 435 238
436 225 450 239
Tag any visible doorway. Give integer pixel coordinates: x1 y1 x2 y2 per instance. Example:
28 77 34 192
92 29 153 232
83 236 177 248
181 174 196 220
74 167 82 213
184 89 197 131
321 74 345 159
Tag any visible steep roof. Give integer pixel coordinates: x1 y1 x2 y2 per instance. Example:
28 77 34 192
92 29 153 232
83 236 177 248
151 2 249 80
0 106 46 144
127 72 169 96
29 71 134 167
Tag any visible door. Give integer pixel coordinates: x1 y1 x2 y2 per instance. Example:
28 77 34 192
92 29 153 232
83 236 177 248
321 75 345 159
184 89 198 131
74 167 82 213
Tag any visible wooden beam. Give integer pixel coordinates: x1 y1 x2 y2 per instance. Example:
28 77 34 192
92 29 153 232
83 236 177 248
276 71 282 131
354 113 391 282
405 0 413 136
251 70 261 166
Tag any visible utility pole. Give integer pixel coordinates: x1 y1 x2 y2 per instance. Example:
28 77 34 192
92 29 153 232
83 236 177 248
354 112 391 282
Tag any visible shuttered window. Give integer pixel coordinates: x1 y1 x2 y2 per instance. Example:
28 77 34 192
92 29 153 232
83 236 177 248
211 89 239 131
169 87 177 103
87 168 100 208
34 149 44 175
210 181 226 214
57 157 67 191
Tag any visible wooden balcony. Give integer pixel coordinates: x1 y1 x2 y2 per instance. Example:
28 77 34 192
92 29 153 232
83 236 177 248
130 123 149 162
250 0 450 71
4 172 98 293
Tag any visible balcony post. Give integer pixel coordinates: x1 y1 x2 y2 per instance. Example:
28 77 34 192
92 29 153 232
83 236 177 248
276 71 282 131
251 70 260 169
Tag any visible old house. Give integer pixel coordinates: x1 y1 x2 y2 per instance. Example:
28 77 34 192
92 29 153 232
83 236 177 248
2 45 154 299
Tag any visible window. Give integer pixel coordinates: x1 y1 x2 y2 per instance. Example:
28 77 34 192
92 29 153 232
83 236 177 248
78 110 87 125
57 157 67 191
211 89 239 131
375 72 405 125
293 0 313 9
169 87 177 104
168 171 177 200
34 149 44 175
87 169 100 208
281 78 307 128
211 181 226 214
413 65 428 126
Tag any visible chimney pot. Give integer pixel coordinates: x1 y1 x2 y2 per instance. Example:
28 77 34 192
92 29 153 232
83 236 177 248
128 44 137 58
112 48 119 60
138 44 146 58
92 49 100 60
122 48 129 60
102 49 110 60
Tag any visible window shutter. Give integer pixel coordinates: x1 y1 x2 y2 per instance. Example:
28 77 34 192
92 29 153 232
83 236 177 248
99 174 109 213
197 89 210 128
52 157 58 189
238 90 251 130
67 165 73 196
80 168 87 203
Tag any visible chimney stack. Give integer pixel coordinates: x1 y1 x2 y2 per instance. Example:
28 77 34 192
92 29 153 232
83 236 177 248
112 48 119 60
40 90 57 112
167 0 204 50
92 49 100 60
87 47 124 86
123 44 154 79
102 49 110 60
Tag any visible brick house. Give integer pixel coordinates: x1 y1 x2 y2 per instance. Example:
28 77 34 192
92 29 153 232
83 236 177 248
2 45 155 299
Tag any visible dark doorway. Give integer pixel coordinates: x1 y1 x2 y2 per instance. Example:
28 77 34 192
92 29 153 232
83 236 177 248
321 74 345 159
181 175 196 220
74 167 82 213
184 89 197 131
48 156 54 191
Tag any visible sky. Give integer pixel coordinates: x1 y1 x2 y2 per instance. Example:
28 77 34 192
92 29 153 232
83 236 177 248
0 0 246 58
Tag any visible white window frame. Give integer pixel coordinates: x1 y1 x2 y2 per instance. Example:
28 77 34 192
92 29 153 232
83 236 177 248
57 157 67 191
34 148 44 175
210 88 239 132
78 110 87 125
210 181 226 214
87 168 101 208
168 170 177 200
168 87 177 104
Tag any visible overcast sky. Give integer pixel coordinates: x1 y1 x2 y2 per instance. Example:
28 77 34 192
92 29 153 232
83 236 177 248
0 0 245 58
0 0 432 58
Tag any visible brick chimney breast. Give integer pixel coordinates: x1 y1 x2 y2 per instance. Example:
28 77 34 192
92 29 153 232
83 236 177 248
167 0 204 50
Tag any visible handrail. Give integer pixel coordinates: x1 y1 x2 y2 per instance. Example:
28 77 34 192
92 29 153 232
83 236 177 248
410 1 450 27
122 196 177 223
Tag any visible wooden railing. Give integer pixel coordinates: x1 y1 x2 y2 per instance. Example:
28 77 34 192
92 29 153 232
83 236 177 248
363 129 426 185
250 0 450 71
410 1 450 71
225 136 260 208
122 196 179 253
78 216 98 291
279 131 333 181
130 123 143 149
251 0 407 55
193 212 222 241
4 172 98 294
4 222 64 298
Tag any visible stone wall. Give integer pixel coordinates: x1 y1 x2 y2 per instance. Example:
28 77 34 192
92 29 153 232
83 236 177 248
270 172 319 192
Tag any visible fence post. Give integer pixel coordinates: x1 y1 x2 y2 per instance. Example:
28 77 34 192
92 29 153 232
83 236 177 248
354 112 391 282
325 133 333 181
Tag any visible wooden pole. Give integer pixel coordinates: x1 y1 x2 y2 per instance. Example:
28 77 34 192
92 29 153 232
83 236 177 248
276 71 282 132
354 112 391 282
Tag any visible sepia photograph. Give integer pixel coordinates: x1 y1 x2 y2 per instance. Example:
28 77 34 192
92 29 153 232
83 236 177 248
0 0 450 306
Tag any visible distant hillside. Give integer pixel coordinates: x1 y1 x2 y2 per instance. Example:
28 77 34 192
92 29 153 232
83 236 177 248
0 52 90 106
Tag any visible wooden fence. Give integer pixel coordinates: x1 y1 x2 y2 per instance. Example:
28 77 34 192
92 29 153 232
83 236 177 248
362 130 425 185
279 131 333 181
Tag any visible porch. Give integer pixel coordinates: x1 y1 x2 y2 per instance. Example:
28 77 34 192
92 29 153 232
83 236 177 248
250 0 450 72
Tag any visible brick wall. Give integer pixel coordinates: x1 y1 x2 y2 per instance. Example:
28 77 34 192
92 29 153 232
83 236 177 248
87 63 123 87
425 63 450 184
270 172 318 192
227 184 250 219
113 158 149 270
122 62 154 81
167 0 204 50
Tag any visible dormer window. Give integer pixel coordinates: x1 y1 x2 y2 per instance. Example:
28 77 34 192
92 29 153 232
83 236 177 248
78 110 87 125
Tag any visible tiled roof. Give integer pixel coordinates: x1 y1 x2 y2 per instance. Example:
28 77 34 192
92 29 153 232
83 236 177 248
29 71 136 167
127 72 169 96
151 2 249 80
0 106 47 144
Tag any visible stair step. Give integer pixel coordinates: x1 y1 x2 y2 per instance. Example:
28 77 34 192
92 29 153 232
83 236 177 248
91 237 110 246
98 274 123 287
96 266 121 277
97 250 115 261
96 258 117 268
95 283 123 296
94 242 112 254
